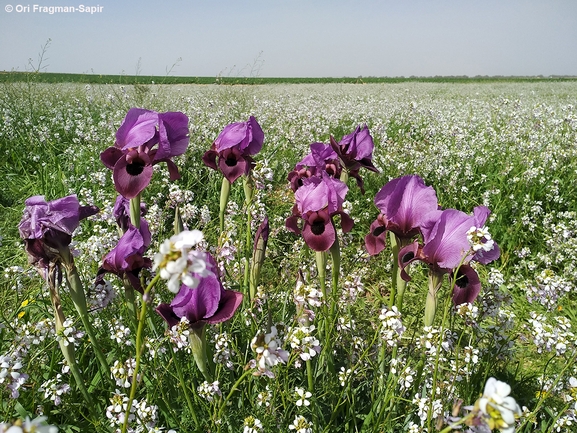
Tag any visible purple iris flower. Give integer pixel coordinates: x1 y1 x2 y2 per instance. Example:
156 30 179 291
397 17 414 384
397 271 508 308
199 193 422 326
97 223 152 293
100 108 190 199
365 175 439 255
398 206 500 305
95 195 151 292
287 142 342 192
330 124 379 192
285 173 353 252
156 254 243 329
19 195 99 273
202 116 264 184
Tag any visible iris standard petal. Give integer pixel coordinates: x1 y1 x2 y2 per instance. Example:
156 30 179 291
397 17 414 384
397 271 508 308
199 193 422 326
422 209 474 270
115 108 159 150
244 116 264 155
374 175 438 238
156 111 190 160
171 274 222 324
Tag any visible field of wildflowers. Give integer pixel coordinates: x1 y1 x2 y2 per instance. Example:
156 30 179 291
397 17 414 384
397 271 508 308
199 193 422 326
0 80 576 433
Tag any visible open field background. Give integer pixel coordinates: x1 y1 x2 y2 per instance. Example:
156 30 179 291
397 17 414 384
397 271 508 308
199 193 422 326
1 80 576 432
1 71 577 85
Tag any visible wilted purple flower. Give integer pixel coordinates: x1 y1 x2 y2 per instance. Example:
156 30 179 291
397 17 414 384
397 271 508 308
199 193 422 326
156 254 243 329
100 108 189 198
287 142 342 192
286 173 353 252
365 175 439 255
202 116 264 184
19 195 99 273
330 124 379 192
399 206 500 305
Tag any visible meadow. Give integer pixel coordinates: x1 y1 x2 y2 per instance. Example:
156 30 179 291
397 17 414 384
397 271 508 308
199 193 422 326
0 79 576 432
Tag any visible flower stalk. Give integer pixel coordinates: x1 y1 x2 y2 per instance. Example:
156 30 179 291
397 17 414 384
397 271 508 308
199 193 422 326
424 271 444 326
189 326 214 382
219 178 230 235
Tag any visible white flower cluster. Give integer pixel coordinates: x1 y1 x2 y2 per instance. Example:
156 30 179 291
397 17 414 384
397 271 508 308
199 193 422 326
288 415 312 433
524 269 573 311
86 278 116 311
243 416 263 433
0 416 58 433
293 280 323 308
286 325 320 365
339 366 353 387
412 394 442 426
256 386 272 407
39 374 70 406
167 184 194 207
250 326 289 377
467 225 495 252
379 306 405 347
475 377 521 433
294 387 312 407
55 318 84 347
197 380 221 402
527 312 574 355
252 160 274 191
110 319 132 346
106 391 167 432
212 332 235 370
12 318 54 356
454 302 480 326
111 358 138 389
0 354 29 398
166 317 191 353
153 230 209 293
342 271 365 302
293 279 323 323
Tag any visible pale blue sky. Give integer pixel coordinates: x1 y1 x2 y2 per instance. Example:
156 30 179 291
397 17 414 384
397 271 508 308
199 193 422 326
1 0 576 77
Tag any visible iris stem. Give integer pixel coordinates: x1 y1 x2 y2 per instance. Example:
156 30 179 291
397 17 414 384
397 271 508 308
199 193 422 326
243 176 254 300
389 232 399 308
189 326 213 382
121 273 160 433
424 271 444 326
219 178 231 235
306 359 314 393
125 195 142 327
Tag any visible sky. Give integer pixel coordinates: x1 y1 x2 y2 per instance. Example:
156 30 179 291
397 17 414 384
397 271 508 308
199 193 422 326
1 0 576 78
